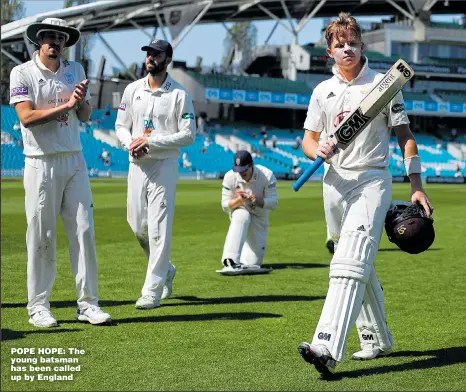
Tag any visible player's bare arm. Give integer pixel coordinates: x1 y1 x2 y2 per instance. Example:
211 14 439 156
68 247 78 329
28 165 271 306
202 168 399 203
74 79 91 122
302 130 337 161
302 130 320 160
14 100 74 129
229 196 246 209
14 80 90 128
394 123 432 216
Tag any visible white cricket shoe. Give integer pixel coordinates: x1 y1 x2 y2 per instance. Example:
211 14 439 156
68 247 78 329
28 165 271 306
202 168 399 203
298 342 336 378
352 330 393 360
161 264 176 300
135 295 161 310
351 344 393 360
216 259 272 276
29 310 58 328
76 306 112 325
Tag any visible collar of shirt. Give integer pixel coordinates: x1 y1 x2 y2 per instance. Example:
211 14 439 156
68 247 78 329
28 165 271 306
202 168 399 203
32 50 68 75
332 56 369 84
143 73 173 93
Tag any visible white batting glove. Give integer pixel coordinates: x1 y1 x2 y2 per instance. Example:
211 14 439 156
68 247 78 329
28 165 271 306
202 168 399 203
316 139 338 160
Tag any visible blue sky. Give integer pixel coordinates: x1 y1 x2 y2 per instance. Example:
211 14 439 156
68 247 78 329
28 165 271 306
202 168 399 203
21 0 462 77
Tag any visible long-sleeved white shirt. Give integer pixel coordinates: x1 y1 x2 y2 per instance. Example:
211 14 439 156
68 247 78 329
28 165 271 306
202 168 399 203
115 74 196 161
221 164 278 218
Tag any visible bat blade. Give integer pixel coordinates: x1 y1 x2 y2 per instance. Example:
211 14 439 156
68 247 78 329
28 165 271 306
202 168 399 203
292 59 414 192
334 59 414 149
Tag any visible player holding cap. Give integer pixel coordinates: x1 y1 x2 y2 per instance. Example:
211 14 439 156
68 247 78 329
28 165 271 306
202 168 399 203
297 13 432 377
10 18 112 327
115 39 196 309
218 150 278 276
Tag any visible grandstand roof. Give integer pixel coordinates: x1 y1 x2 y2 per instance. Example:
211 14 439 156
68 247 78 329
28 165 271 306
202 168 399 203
2 0 464 46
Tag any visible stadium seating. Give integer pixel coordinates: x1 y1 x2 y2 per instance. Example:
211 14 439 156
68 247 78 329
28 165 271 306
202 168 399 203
186 72 312 94
435 90 466 103
403 91 434 101
1 105 464 178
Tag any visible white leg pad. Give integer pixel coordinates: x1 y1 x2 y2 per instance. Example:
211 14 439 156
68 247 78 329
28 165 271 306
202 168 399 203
355 271 393 351
312 231 378 362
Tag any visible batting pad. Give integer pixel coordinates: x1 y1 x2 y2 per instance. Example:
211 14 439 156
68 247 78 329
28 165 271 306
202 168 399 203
312 231 377 362
312 277 365 362
216 265 272 276
355 271 393 350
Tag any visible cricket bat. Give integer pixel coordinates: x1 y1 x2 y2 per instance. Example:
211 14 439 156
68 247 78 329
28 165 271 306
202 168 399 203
292 59 414 192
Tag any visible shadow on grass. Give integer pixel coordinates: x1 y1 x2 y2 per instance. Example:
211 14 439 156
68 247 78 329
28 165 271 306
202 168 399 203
1 299 135 309
378 248 442 252
60 312 282 325
264 263 328 270
322 346 466 381
1 328 82 341
165 295 326 307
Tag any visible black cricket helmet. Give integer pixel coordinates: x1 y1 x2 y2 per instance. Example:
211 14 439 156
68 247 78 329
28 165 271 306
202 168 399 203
385 201 435 254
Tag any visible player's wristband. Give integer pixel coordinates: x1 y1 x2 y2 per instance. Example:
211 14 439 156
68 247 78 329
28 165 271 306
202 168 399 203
404 155 422 176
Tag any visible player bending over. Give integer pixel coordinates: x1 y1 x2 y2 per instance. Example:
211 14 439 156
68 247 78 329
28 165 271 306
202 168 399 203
217 151 278 276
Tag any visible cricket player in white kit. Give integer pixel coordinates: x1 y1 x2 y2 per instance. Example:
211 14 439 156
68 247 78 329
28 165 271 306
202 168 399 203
10 18 112 327
297 13 432 377
219 151 278 275
115 40 196 309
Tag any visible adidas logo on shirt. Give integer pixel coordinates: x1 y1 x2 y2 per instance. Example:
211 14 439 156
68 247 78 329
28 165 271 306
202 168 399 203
357 225 366 231
38 78 46 86
136 96 141 100
326 92 336 99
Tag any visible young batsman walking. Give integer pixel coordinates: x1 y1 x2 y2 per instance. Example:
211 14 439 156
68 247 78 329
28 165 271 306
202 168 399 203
297 13 432 376
115 39 196 309
10 18 112 327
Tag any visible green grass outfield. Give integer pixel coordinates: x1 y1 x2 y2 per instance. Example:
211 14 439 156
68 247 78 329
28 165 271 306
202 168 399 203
1 178 465 391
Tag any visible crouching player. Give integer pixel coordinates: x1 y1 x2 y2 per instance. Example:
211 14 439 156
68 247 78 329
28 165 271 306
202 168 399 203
217 151 278 275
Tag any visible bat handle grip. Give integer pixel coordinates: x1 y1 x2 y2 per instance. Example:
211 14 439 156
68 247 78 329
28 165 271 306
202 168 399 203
292 157 325 192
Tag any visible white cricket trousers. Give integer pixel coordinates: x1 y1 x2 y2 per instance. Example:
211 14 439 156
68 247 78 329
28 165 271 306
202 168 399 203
312 167 392 361
221 208 269 266
24 152 99 316
127 159 177 298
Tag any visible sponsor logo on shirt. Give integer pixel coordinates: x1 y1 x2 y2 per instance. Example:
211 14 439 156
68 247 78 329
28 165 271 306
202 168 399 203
118 103 126 111
163 82 171 91
333 111 351 128
181 113 194 120
135 96 141 101
391 103 405 113
144 119 155 135
11 87 28 97
38 78 46 86
64 72 74 85
56 113 69 127
326 92 336 99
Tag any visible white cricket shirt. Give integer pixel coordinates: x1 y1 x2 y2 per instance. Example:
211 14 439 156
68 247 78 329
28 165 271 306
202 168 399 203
304 58 409 171
221 164 278 217
115 74 196 161
9 51 90 156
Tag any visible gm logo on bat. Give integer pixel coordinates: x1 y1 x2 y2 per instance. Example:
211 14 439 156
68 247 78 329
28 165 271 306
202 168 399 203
396 62 411 78
334 108 371 145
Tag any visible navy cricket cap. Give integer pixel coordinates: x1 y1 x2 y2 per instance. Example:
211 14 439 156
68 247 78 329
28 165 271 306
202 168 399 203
141 39 173 57
233 150 253 173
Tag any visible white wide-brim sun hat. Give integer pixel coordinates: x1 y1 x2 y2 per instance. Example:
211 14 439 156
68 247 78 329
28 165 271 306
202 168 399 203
26 17 80 47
